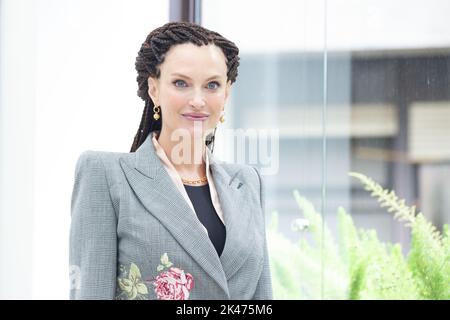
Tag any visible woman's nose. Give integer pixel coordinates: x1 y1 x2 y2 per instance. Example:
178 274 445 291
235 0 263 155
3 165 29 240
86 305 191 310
188 88 206 108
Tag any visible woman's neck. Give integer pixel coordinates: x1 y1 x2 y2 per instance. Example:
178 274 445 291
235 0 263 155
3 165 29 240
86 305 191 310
156 129 207 178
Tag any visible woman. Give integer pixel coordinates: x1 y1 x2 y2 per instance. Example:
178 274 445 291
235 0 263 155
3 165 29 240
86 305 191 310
69 21 273 300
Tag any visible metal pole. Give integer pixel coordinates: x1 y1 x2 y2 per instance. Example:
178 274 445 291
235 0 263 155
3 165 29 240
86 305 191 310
169 0 201 24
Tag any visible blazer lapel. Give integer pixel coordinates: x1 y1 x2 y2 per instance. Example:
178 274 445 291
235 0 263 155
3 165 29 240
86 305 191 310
207 149 256 281
119 133 255 298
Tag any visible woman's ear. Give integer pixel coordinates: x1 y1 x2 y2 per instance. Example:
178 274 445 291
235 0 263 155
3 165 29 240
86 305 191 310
147 76 160 106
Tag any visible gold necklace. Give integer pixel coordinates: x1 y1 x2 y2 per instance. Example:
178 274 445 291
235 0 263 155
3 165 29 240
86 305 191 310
181 176 207 185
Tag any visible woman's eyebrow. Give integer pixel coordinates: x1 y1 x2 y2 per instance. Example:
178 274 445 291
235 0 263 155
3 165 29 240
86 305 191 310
171 73 222 81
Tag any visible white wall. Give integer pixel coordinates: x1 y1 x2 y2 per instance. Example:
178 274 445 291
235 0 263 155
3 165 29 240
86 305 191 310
0 0 169 299
0 0 37 300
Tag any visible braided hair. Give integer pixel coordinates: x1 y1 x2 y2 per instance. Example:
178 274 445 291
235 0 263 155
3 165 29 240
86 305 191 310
130 21 240 153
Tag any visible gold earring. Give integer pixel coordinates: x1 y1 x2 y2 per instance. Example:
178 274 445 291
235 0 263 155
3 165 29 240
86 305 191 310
153 105 160 120
219 111 225 123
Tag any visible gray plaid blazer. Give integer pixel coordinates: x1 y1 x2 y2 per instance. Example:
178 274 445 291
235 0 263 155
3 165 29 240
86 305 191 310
69 133 273 300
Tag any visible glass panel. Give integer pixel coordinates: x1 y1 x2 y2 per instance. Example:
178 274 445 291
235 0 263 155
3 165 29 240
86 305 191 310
203 0 329 299
204 0 450 300
326 0 450 300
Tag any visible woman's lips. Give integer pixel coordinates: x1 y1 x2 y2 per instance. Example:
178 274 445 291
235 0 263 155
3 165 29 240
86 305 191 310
181 113 209 121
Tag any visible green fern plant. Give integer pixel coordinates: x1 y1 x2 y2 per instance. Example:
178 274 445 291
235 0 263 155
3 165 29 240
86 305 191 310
267 171 450 300
349 172 449 299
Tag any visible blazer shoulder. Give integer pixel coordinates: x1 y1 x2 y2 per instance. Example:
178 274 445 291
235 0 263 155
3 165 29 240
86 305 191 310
74 150 126 171
74 149 132 187
74 150 102 175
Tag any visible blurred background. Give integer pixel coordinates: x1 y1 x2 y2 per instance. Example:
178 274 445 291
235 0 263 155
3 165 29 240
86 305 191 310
0 0 449 299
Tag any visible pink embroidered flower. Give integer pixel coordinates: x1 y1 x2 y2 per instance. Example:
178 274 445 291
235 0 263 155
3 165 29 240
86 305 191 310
146 253 195 300
153 267 195 300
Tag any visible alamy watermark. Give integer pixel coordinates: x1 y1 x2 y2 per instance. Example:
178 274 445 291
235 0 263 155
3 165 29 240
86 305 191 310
165 123 279 176
69 264 81 290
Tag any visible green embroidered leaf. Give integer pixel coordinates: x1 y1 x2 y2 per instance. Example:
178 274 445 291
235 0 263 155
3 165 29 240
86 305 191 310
137 283 149 295
129 285 138 300
129 262 142 282
157 264 164 272
117 263 150 300
118 278 133 293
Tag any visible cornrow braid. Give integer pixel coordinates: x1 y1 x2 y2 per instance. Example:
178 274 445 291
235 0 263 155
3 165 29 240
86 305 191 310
130 21 240 152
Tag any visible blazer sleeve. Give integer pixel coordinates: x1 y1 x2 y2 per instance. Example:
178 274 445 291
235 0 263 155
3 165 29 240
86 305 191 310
251 166 274 300
69 151 118 299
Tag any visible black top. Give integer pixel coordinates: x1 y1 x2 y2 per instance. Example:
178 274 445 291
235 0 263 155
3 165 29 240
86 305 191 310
183 183 226 257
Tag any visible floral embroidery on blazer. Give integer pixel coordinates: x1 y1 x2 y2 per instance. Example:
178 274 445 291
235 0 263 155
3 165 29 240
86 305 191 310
148 253 195 300
115 262 149 300
115 253 195 300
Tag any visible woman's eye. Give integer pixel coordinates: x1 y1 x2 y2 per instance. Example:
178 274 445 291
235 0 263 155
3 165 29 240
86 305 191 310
173 79 187 87
207 81 220 90
173 80 220 89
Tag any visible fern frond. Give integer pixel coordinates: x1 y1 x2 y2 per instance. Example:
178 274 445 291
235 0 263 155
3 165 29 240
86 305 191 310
292 190 349 299
350 171 448 299
293 189 341 263
349 171 443 241
337 206 359 266
349 172 417 226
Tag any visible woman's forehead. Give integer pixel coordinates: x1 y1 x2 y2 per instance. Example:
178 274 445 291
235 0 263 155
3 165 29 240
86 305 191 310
161 43 227 76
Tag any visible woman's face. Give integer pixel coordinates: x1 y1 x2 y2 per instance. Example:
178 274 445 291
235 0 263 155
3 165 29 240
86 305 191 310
147 42 231 141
